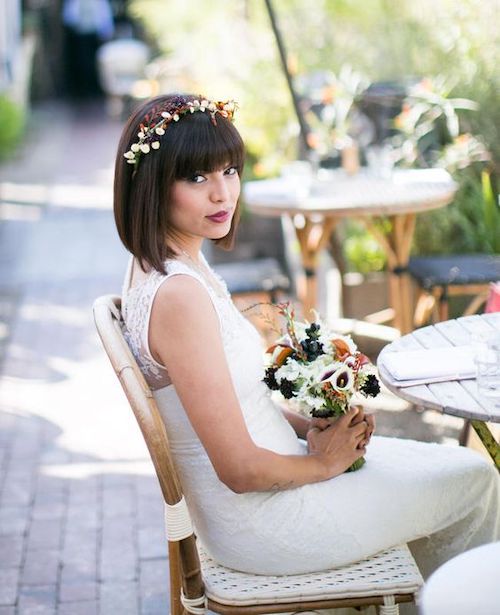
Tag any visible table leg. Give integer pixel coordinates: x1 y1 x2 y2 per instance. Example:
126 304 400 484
362 213 416 334
470 420 500 469
293 215 337 318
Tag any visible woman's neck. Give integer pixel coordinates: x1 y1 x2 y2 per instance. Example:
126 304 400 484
168 237 203 264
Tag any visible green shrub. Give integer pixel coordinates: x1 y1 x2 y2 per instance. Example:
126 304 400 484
0 96 25 160
343 221 386 273
413 167 499 256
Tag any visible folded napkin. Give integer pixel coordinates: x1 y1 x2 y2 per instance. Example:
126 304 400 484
382 345 476 387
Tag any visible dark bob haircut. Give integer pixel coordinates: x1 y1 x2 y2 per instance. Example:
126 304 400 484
114 93 245 274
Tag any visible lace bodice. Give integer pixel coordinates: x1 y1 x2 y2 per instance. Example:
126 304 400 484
119 255 499 579
121 255 260 390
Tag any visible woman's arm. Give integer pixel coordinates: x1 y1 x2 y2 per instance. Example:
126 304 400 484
149 276 367 493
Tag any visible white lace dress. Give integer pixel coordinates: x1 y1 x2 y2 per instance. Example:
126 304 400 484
122 257 499 580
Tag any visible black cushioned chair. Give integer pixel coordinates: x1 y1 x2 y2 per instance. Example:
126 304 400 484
408 254 500 327
213 257 290 303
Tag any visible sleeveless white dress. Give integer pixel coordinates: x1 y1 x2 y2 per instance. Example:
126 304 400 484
122 256 499 580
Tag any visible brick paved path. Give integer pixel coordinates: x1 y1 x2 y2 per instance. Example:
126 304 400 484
0 100 466 615
0 101 169 614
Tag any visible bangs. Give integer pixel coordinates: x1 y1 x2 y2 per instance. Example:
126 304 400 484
170 112 245 179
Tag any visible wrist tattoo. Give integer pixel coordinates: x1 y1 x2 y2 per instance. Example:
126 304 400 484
269 480 295 491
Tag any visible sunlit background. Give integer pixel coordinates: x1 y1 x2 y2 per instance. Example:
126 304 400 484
0 1 498 612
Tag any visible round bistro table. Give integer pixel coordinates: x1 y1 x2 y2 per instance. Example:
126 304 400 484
377 312 500 468
244 168 457 333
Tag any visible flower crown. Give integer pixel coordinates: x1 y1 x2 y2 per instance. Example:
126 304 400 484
124 97 237 170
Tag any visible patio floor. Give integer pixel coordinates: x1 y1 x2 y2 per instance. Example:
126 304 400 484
0 99 467 615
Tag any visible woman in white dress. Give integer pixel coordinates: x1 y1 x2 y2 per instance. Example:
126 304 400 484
115 94 499 586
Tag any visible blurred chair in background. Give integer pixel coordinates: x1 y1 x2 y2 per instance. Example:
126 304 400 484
213 257 290 304
408 254 500 327
97 38 150 117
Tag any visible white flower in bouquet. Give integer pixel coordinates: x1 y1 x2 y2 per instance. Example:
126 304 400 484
321 364 355 393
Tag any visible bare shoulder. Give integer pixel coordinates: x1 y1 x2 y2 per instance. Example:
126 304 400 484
148 270 228 394
149 274 220 358
151 273 219 331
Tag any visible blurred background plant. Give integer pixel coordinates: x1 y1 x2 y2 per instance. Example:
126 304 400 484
0 95 25 160
127 0 499 273
296 65 371 160
391 76 485 170
388 76 497 267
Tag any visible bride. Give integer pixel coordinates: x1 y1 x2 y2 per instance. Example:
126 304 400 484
114 93 499 587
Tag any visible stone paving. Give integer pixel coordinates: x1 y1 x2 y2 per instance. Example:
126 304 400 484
0 101 169 614
0 100 467 614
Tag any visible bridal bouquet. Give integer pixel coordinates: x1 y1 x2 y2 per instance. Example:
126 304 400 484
263 303 380 471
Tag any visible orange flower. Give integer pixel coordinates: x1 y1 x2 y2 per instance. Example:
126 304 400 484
331 338 351 360
307 133 321 149
266 344 294 367
419 78 433 91
321 85 336 104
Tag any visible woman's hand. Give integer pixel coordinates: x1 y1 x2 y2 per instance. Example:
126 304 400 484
306 407 368 477
348 405 375 449
361 412 375 448
307 406 375 449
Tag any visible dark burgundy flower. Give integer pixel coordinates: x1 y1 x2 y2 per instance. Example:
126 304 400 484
263 367 280 391
279 379 295 399
360 374 380 397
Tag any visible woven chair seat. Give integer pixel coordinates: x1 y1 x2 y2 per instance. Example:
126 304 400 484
200 544 423 607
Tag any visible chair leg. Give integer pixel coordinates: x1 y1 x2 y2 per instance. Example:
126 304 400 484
438 286 449 322
377 595 399 614
462 290 489 316
429 288 443 323
168 541 183 615
459 419 471 446
414 291 436 327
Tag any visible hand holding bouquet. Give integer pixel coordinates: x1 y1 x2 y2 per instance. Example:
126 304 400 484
263 303 381 471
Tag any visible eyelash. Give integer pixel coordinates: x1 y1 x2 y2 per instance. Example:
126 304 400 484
188 166 238 183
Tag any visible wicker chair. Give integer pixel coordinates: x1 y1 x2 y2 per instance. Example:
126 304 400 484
93 295 423 615
212 257 290 303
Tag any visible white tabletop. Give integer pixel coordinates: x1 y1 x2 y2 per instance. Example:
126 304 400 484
420 541 500 615
377 313 500 422
244 168 457 217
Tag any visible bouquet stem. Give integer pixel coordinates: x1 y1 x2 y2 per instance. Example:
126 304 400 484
346 457 366 472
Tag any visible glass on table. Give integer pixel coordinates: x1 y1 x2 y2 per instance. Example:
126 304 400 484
280 161 315 198
473 332 500 399
365 144 395 180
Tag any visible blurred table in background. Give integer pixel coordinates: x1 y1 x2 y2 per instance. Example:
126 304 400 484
244 168 457 332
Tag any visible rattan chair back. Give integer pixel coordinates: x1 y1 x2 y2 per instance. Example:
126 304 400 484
93 294 202 614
